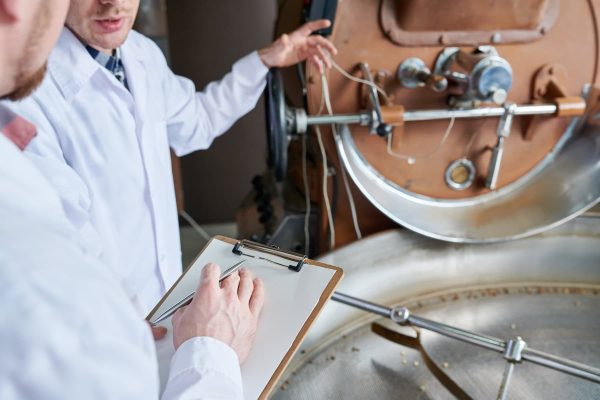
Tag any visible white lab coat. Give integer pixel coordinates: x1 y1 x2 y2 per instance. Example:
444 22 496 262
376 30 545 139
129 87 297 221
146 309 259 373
0 112 244 399
5 27 269 315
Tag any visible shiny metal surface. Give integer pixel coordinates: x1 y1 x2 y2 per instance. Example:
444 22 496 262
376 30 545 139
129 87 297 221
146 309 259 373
335 112 600 242
272 219 600 399
331 291 600 383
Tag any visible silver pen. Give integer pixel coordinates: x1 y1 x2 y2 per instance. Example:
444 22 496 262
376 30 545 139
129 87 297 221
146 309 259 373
152 259 246 324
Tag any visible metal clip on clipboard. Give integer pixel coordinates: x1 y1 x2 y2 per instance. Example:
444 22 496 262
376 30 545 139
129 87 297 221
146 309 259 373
232 239 306 272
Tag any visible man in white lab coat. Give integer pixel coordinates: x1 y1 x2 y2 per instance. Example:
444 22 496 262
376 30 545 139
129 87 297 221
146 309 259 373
0 0 267 398
5 0 336 316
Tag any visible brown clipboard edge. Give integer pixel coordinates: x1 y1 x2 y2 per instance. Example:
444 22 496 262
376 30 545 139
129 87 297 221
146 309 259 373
145 235 344 400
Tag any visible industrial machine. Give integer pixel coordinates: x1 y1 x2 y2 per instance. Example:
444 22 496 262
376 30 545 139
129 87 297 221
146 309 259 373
238 0 600 254
235 0 600 398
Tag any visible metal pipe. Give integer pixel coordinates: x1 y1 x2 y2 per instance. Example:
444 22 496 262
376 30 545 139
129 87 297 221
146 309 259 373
522 348 600 383
407 314 505 352
403 104 557 122
496 362 515 400
330 291 600 384
302 103 557 127
305 113 370 126
331 292 391 318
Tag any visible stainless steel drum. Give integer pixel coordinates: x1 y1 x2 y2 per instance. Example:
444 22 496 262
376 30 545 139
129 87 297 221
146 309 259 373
335 116 600 242
272 216 600 399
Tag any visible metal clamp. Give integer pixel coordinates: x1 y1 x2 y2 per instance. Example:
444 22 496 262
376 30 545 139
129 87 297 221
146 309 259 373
359 63 392 137
232 239 306 272
486 102 517 190
390 306 411 325
497 336 527 400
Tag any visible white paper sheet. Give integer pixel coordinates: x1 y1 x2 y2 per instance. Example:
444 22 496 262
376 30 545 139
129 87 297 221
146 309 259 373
150 238 339 399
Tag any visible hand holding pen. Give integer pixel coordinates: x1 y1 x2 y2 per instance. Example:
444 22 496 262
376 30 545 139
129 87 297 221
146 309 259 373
165 262 265 364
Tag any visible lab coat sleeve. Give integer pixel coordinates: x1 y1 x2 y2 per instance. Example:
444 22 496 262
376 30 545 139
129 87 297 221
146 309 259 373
160 47 269 156
161 337 244 400
2 98 103 258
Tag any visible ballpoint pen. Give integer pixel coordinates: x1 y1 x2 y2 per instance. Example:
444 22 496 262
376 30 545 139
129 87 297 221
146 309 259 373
152 259 246 324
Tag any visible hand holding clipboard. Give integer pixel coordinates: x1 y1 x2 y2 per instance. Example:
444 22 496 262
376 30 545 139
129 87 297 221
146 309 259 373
147 237 343 399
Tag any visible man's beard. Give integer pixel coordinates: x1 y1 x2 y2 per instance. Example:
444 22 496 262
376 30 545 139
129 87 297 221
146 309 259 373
2 2 50 101
2 64 47 101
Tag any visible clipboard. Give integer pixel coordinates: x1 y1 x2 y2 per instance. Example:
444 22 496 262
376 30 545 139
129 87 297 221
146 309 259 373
146 236 343 399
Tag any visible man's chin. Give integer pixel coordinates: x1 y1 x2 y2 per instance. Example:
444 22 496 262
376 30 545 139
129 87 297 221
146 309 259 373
2 64 47 102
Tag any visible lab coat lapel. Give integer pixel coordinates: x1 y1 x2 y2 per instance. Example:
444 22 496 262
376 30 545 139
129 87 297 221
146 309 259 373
120 44 148 130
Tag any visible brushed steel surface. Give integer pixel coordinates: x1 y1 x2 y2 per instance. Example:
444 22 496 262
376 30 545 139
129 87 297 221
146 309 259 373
272 218 600 398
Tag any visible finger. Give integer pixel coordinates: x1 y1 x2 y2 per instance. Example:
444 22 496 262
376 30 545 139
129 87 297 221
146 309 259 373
199 263 221 292
237 267 254 303
297 19 331 36
308 35 338 56
151 325 168 340
311 55 324 74
221 270 241 294
314 46 332 69
249 278 265 316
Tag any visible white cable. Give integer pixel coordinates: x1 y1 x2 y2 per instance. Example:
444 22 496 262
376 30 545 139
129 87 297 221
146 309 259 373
307 61 335 250
386 116 456 163
179 210 211 242
329 56 390 102
315 125 335 249
321 70 362 240
301 132 311 253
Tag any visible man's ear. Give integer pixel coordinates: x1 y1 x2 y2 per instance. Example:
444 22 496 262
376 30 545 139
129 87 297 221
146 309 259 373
0 0 20 23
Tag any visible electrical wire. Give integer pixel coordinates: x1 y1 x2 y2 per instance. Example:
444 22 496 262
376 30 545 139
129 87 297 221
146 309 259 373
329 56 390 103
179 210 211 242
307 61 335 250
321 69 362 240
301 132 311 254
386 116 456 163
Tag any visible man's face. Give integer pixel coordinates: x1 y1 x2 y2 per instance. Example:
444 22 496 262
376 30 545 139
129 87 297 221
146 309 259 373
66 0 141 54
3 0 69 101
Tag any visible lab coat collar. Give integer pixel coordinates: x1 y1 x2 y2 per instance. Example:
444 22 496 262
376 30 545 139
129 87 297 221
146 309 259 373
49 27 145 102
49 27 101 102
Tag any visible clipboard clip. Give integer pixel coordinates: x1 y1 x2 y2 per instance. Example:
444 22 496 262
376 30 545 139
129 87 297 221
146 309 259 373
232 240 306 272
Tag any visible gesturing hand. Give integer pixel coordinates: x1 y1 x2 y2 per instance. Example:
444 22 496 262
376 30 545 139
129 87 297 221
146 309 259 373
258 19 338 72
171 263 265 364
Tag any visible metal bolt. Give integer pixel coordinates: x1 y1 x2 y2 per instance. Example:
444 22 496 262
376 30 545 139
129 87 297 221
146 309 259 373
391 307 410 324
491 32 502 43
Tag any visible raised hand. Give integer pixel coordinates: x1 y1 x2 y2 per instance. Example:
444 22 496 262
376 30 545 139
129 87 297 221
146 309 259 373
258 19 338 72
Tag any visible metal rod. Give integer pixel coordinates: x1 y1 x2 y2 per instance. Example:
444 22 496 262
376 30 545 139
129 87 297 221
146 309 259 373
403 104 556 122
331 292 391 318
303 104 557 127
408 314 505 352
305 113 369 126
522 347 600 383
330 291 600 384
496 362 515 400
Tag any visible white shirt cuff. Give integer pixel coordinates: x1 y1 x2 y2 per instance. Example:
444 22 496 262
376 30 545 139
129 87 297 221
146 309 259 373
163 337 243 400
233 51 270 85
